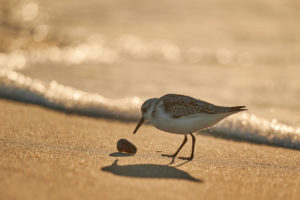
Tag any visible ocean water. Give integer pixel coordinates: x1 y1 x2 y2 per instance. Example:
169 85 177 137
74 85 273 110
1 0 300 149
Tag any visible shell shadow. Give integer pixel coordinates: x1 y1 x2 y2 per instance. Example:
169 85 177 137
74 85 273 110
101 159 202 182
109 152 134 157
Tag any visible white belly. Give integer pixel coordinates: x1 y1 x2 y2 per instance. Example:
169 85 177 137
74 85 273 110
150 110 234 134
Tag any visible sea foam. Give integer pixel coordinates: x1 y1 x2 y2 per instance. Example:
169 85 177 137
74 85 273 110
0 69 141 120
208 113 300 149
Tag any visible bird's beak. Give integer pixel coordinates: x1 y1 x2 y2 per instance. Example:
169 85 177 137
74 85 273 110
133 117 144 134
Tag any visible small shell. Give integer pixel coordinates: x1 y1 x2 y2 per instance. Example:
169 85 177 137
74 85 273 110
117 139 137 154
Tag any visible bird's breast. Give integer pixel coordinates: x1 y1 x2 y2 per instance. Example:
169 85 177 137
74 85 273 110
150 108 233 134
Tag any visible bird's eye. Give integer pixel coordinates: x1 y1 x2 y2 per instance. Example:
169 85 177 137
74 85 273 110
142 108 147 113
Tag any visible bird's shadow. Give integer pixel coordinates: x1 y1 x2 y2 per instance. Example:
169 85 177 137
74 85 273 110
101 159 202 182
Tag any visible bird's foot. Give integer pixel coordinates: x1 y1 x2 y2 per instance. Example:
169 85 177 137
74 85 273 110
162 154 177 165
178 156 194 161
161 153 177 158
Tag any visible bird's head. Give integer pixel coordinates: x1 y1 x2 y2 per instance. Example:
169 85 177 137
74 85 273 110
133 98 158 134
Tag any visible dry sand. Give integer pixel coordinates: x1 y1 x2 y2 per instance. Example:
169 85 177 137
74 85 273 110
1 99 300 200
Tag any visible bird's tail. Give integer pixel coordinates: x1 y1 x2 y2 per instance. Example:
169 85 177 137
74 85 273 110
228 106 247 112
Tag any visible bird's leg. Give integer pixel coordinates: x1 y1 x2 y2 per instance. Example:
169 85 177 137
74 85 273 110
189 133 195 159
162 135 187 157
178 133 195 160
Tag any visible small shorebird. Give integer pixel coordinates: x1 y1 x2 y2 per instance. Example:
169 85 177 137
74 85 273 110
133 94 246 161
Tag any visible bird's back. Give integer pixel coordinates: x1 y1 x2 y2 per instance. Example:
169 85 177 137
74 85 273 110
158 94 246 118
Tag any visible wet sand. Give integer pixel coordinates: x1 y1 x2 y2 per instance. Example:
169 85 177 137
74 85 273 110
1 99 300 200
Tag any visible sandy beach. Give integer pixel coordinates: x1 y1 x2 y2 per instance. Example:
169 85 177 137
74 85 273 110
1 0 300 199
0 99 299 200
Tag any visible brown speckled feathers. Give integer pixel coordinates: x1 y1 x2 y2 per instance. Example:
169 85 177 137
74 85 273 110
159 94 246 118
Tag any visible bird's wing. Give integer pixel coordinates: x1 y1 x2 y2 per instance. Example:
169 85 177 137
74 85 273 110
159 94 246 118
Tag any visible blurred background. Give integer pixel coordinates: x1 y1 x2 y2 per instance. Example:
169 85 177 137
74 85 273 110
1 0 300 127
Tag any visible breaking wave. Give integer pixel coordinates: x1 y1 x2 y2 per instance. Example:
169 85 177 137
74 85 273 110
0 69 141 121
208 113 300 149
1 68 300 149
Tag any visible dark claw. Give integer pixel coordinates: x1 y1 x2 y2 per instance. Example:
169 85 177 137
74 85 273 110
161 154 177 157
178 156 194 161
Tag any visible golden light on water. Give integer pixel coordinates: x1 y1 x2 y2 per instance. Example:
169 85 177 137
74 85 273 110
215 48 233 65
0 51 27 70
33 24 49 42
160 41 181 62
22 2 39 21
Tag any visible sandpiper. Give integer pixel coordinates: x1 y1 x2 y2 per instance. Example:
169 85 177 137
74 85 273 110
133 94 246 161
